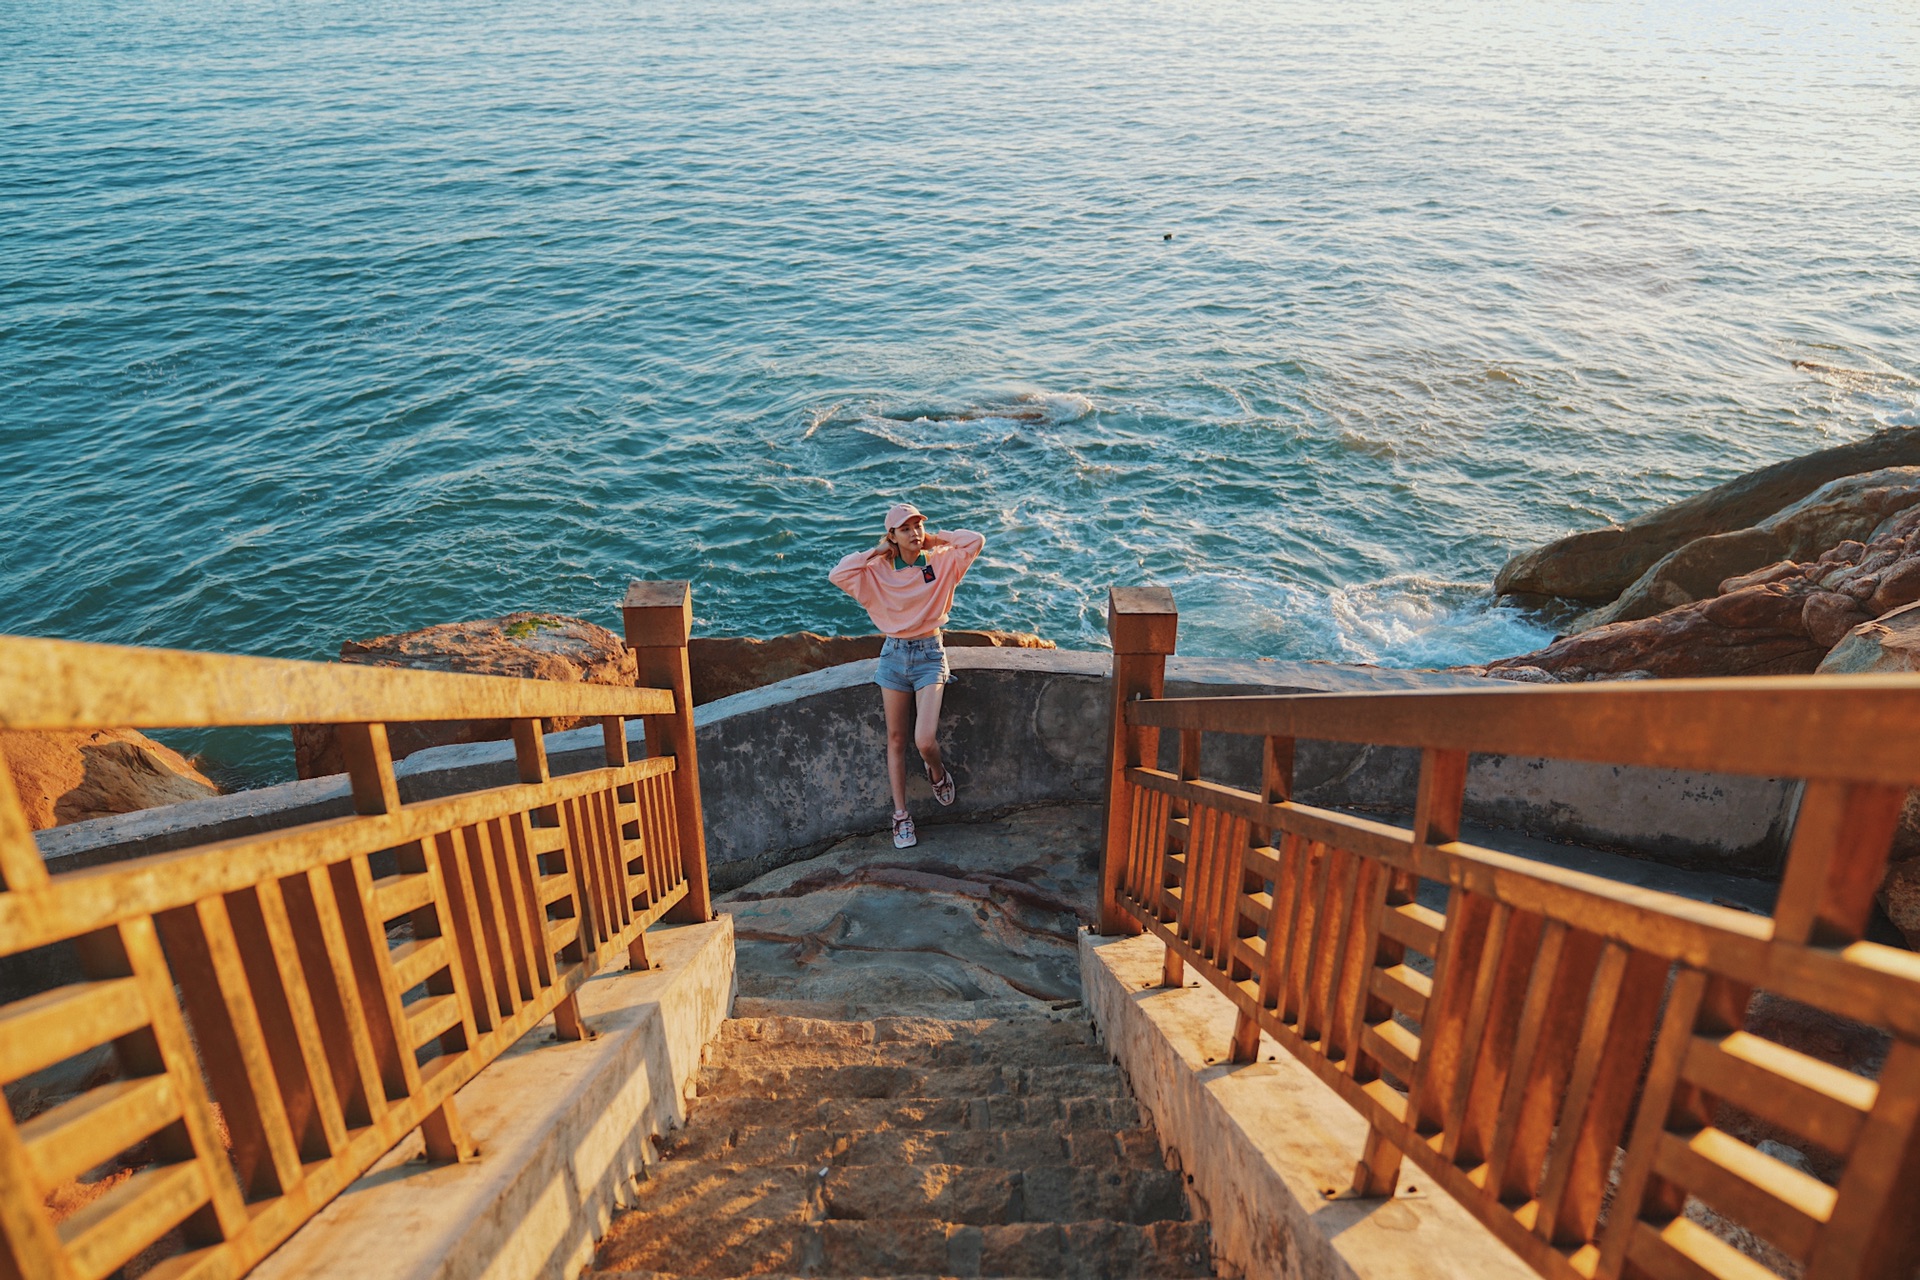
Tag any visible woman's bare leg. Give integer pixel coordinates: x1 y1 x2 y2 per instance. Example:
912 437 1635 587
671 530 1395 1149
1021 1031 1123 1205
883 687 914 813
914 682 947 783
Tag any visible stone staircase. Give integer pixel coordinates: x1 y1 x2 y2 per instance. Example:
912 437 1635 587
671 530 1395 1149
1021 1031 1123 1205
587 1002 1220 1279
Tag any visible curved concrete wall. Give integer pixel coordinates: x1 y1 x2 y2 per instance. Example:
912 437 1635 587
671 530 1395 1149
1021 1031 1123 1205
33 649 1795 895
690 649 1795 890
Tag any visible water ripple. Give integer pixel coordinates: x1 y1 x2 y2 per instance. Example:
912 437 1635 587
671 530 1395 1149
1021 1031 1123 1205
4 0 1919 781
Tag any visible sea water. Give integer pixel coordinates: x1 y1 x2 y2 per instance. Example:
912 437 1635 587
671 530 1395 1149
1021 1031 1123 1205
3 0 1917 784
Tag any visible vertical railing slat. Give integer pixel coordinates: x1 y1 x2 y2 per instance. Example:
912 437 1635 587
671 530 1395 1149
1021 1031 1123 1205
1509 929 1607 1209
503 810 557 991
152 896 306 1200
1805 1040 1920 1280
232 879 351 1159
1292 843 1336 1044
281 866 389 1128
86 918 248 1241
485 816 542 1005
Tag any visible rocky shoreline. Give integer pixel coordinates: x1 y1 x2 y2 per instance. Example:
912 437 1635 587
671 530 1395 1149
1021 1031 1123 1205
1475 425 1920 945
1476 426 1920 682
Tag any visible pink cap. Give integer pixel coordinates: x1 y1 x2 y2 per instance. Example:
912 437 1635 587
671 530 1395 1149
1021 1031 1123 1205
885 503 925 531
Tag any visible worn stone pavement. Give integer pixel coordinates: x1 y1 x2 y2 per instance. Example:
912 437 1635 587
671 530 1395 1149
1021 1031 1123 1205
586 804 1226 1279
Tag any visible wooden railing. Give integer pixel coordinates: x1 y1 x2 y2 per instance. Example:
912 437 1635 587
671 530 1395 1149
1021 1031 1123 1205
1099 587 1920 1280
0 580 710 1280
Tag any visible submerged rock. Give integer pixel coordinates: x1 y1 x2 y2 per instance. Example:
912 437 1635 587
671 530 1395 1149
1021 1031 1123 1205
292 612 635 778
0 728 218 830
1494 425 1920 604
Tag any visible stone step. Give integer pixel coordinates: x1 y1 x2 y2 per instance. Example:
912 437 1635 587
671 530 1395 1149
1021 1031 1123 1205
685 1091 1146 1133
693 1061 1128 1102
592 1216 1216 1278
729 996 1073 1022
706 1025 1112 1071
596 1274 1070 1280
630 1162 1188 1227
718 1012 1102 1051
659 1122 1166 1170
825 1164 1188 1227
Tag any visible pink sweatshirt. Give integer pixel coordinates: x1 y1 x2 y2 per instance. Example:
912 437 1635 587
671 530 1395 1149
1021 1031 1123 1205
828 530 986 638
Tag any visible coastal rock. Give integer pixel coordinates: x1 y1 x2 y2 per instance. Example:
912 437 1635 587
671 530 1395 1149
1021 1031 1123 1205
1802 590 1873 650
1881 860 1920 950
1817 600 1920 676
1485 580 1828 682
1488 504 1920 684
1569 467 1920 631
0 729 219 831
689 629 1055 705
1494 425 1920 603
1816 601 1920 948
292 613 636 779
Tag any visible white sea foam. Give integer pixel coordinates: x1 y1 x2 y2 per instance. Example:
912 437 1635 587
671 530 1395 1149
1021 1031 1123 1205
1318 578 1558 669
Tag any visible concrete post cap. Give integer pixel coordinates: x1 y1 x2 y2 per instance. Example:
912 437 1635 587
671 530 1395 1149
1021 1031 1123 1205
623 580 693 648
1107 586 1178 655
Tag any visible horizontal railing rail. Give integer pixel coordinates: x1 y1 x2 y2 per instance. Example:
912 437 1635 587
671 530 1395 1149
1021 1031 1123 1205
1099 586 1920 1280
0 580 711 1280
1127 679 1920 787
0 634 676 729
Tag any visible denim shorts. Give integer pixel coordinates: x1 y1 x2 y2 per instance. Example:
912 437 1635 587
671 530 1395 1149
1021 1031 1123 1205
875 634 950 692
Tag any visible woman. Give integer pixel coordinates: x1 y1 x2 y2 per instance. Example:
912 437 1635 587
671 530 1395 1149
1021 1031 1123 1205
828 503 986 848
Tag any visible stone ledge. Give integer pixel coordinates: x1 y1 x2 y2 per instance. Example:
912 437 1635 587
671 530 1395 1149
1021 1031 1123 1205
253 916 735 1280
1080 930 1532 1280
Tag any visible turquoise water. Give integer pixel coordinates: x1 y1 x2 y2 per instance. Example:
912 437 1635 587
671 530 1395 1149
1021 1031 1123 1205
4 1 1918 784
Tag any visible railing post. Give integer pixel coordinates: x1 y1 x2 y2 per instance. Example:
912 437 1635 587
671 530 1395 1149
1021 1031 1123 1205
622 580 713 924
1099 586 1178 936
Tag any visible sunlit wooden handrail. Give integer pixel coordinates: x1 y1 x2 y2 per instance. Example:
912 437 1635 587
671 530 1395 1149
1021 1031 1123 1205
0 581 711 1280
0 634 674 730
1129 679 1920 786
1099 586 1920 1280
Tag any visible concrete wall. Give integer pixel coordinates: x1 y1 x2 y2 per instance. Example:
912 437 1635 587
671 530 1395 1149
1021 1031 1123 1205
686 648 1795 888
31 649 1798 900
1082 930 1534 1280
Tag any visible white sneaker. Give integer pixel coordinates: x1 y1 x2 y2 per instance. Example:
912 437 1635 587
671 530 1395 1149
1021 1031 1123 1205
892 811 917 849
927 764 956 806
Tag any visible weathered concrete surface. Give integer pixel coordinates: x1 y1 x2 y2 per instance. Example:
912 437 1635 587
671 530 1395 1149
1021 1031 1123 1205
254 917 734 1280
721 805 1101 1016
1082 931 1534 1280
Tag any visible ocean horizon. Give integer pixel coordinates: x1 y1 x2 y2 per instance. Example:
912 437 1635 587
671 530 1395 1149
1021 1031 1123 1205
4 0 1917 784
